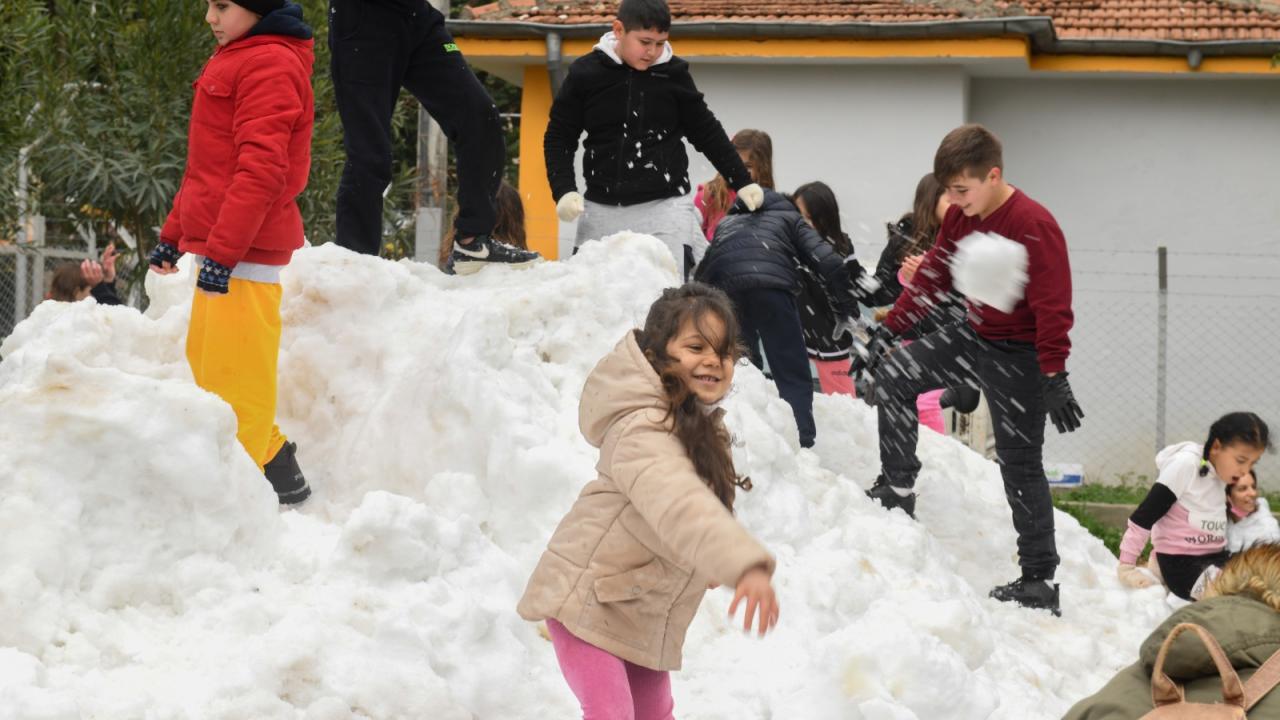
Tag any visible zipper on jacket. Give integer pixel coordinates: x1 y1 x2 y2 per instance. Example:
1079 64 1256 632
615 69 633 199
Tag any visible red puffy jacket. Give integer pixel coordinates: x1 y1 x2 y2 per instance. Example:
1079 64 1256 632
160 31 314 268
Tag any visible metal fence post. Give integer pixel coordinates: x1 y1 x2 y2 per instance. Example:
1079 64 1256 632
14 251 28 329
1155 246 1168 451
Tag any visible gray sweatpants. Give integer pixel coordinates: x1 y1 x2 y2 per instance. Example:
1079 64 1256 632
575 195 706 276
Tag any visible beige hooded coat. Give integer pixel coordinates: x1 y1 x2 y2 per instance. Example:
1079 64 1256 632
517 331 775 671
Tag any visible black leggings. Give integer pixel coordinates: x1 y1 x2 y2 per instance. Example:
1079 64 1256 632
1156 550 1230 600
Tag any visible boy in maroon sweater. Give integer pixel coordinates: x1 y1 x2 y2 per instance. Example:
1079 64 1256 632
854 124 1084 615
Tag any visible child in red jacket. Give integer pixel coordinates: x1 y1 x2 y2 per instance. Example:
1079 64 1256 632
150 0 313 505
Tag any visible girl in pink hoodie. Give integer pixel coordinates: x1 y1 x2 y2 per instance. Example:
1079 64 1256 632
1117 412 1271 600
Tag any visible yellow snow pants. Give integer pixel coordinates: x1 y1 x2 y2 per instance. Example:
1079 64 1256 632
186 278 288 470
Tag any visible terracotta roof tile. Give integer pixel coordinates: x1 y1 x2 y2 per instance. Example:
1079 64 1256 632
459 0 1280 42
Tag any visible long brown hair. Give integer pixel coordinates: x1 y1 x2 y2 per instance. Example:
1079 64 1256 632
904 172 946 259
635 283 751 510
792 181 853 257
702 129 775 222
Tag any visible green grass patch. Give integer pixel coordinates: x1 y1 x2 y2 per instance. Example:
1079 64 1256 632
1053 497 1125 557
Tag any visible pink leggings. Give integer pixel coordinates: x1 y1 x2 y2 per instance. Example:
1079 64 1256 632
813 358 946 434
546 618 675 720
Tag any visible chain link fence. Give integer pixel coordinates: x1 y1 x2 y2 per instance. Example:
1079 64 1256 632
0 243 88 339
1043 247 1280 485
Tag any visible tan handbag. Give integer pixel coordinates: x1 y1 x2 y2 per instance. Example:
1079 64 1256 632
1141 622 1280 718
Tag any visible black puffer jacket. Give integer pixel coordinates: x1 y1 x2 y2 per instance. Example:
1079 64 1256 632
795 244 879 359
544 50 751 207
696 190 858 316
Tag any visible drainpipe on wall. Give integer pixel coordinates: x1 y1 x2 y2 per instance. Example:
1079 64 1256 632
545 31 565 96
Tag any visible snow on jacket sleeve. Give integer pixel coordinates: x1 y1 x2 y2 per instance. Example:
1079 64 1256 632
792 217 858 316
670 70 751 192
1022 219 1074 374
883 230 955 336
203 59 304 269
543 68 585 203
1119 483 1178 564
609 415 774 588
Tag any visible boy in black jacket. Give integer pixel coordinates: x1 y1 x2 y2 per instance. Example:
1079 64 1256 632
696 190 860 448
545 0 763 275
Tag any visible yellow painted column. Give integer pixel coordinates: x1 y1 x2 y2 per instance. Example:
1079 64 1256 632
519 66 558 260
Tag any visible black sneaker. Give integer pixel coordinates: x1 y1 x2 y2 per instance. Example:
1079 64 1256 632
866 474 916 518
990 577 1061 616
451 234 541 275
264 441 311 505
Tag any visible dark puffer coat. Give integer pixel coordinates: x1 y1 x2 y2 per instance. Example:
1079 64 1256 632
695 190 858 318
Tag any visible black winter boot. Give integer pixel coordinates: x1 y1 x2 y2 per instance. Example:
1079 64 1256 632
264 441 311 506
990 577 1061 616
866 474 916 519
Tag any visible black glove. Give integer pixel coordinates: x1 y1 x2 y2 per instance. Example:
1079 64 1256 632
149 242 183 269
1042 372 1084 434
848 324 897 377
196 257 232 295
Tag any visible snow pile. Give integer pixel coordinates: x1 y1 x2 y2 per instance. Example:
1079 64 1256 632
950 231 1029 313
0 234 1172 719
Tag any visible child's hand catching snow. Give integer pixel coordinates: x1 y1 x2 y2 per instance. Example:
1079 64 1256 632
730 566 779 637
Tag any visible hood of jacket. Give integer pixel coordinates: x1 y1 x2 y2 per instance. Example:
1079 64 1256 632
594 30 674 68
1157 441 1207 474
244 2 313 41
579 331 670 449
1139 595 1280 679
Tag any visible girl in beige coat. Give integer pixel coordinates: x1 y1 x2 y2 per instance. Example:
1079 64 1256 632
518 283 779 719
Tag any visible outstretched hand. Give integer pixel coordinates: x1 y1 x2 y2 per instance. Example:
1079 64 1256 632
79 259 105 286
729 566 779 637
99 243 118 283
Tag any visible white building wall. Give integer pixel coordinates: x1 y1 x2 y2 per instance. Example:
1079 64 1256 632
555 61 1280 482
970 77 1280 480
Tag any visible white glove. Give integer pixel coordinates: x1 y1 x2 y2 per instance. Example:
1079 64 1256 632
1117 562 1158 589
831 315 858 342
738 183 764 212
556 191 585 222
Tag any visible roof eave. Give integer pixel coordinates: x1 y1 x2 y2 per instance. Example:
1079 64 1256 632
446 16 1280 57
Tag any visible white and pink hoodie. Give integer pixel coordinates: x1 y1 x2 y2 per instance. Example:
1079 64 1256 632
1119 441 1229 565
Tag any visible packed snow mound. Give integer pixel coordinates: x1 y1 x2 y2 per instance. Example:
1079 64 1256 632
0 234 1172 719
950 231 1029 313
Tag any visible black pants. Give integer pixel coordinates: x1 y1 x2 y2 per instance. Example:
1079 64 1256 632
729 289 816 448
329 0 504 254
1157 551 1229 601
875 322 1059 579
